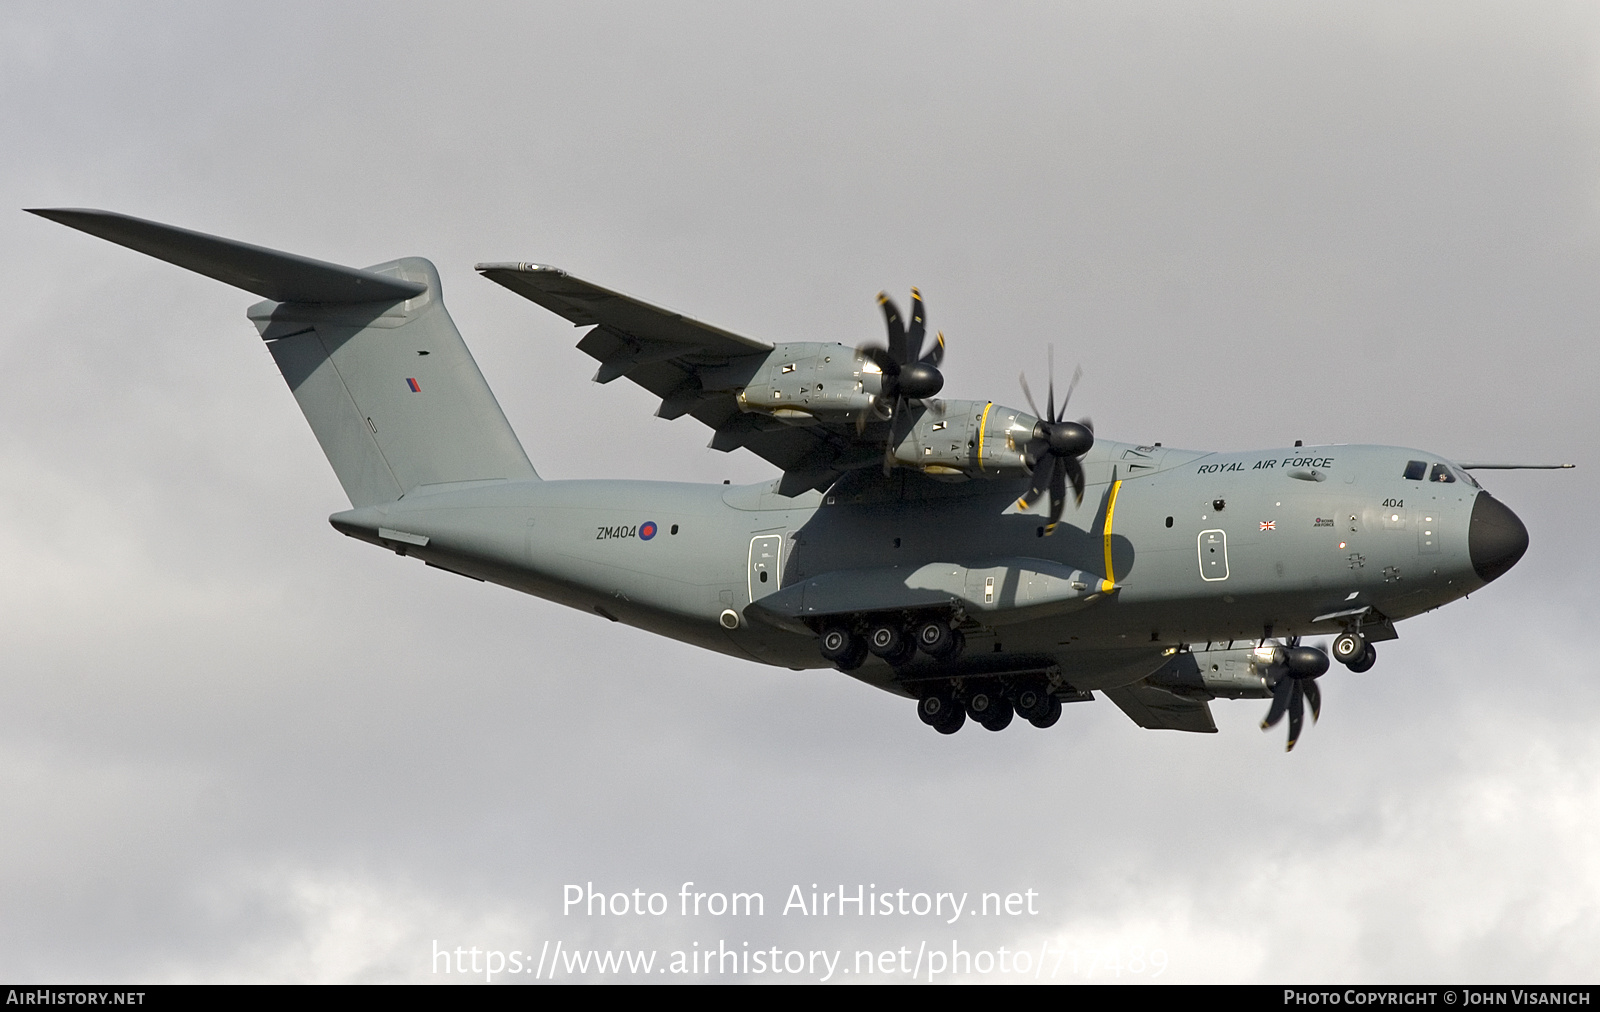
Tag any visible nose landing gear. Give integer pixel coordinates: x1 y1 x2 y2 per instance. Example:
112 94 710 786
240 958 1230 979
1331 631 1377 673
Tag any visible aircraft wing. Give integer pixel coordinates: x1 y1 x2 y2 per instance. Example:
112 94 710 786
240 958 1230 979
478 263 853 491
1102 683 1219 733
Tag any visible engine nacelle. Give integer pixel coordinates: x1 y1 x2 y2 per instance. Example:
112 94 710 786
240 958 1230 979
722 342 1042 479
1144 646 1276 699
730 342 880 424
883 400 1036 477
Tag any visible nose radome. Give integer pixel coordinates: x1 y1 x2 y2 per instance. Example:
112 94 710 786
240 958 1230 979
1469 492 1529 583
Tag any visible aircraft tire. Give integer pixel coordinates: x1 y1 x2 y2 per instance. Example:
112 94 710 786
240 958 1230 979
979 699 1015 731
1028 697 1063 729
836 640 869 671
965 689 1000 722
934 706 966 734
1014 687 1049 722
916 619 960 659
867 622 907 659
917 693 956 726
819 626 859 663
1332 632 1366 664
1345 642 1377 673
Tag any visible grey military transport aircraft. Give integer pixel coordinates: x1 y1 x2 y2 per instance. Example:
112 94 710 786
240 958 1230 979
30 208 1560 750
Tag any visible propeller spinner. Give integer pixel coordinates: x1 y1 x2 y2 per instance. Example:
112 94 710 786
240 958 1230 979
1017 350 1094 533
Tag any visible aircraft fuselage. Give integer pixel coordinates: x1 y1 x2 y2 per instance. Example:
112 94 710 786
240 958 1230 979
329 438 1523 697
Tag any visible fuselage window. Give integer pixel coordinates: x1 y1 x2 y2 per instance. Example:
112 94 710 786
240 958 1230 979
1429 463 1456 483
1403 460 1427 480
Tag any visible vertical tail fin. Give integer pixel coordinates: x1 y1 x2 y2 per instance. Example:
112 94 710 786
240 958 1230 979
28 209 538 506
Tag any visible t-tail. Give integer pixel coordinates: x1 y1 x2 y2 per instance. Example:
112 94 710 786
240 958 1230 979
26 208 538 507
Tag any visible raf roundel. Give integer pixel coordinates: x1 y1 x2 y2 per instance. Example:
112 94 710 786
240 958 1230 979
639 521 658 541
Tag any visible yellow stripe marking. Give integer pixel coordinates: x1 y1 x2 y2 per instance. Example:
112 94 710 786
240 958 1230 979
977 401 993 472
1101 478 1124 592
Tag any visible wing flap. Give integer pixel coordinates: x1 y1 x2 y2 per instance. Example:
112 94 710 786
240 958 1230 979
1103 682 1219 733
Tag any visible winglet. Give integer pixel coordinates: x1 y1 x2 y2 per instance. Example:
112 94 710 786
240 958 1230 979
26 208 426 304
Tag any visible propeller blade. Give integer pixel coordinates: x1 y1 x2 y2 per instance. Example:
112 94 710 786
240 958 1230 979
1019 371 1043 421
877 293 907 363
1287 681 1305 751
1079 416 1093 433
1046 345 1056 423
881 396 903 475
1305 679 1322 723
860 345 899 378
1065 456 1085 506
1261 677 1293 729
907 287 926 362
920 331 945 367
1062 364 1083 413
1018 447 1052 508
1047 458 1067 528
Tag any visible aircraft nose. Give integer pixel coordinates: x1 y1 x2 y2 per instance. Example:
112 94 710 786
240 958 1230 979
1468 491 1529 583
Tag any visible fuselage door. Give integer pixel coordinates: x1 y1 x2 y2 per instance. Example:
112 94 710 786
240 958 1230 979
748 534 783 601
1198 529 1229 581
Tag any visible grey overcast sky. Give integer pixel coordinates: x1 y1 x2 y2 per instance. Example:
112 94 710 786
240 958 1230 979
4 1 1599 983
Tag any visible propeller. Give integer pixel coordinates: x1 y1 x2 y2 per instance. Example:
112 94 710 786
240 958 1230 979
1016 348 1094 533
860 289 946 472
1260 638 1330 752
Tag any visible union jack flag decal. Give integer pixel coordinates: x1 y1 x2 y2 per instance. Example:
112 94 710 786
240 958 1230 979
1260 520 1276 531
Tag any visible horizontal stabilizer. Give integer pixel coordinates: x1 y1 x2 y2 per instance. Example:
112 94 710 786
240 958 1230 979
26 208 426 304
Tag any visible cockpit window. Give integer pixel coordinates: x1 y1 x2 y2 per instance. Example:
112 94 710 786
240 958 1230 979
1429 463 1456 483
1457 467 1481 488
1403 460 1427 480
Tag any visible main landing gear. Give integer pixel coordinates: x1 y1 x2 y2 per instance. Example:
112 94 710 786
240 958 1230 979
1331 631 1377 673
916 681 1063 735
817 615 966 672
814 614 1063 735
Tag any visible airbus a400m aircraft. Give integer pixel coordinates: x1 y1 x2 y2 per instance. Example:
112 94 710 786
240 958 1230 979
32 208 1553 750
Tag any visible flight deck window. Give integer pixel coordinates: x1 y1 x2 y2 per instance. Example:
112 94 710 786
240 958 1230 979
1403 460 1427 480
1429 463 1456 483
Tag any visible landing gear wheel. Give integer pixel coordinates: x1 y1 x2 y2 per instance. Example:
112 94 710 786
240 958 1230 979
915 619 964 660
917 693 958 727
1332 631 1366 665
867 623 903 657
819 626 865 670
934 707 966 734
1014 687 1050 722
1346 642 1377 673
1028 697 1063 729
965 688 1003 723
979 698 1014 731
868 622 916 667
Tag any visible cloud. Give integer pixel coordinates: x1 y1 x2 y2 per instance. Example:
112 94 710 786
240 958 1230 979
2 0 1597 983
